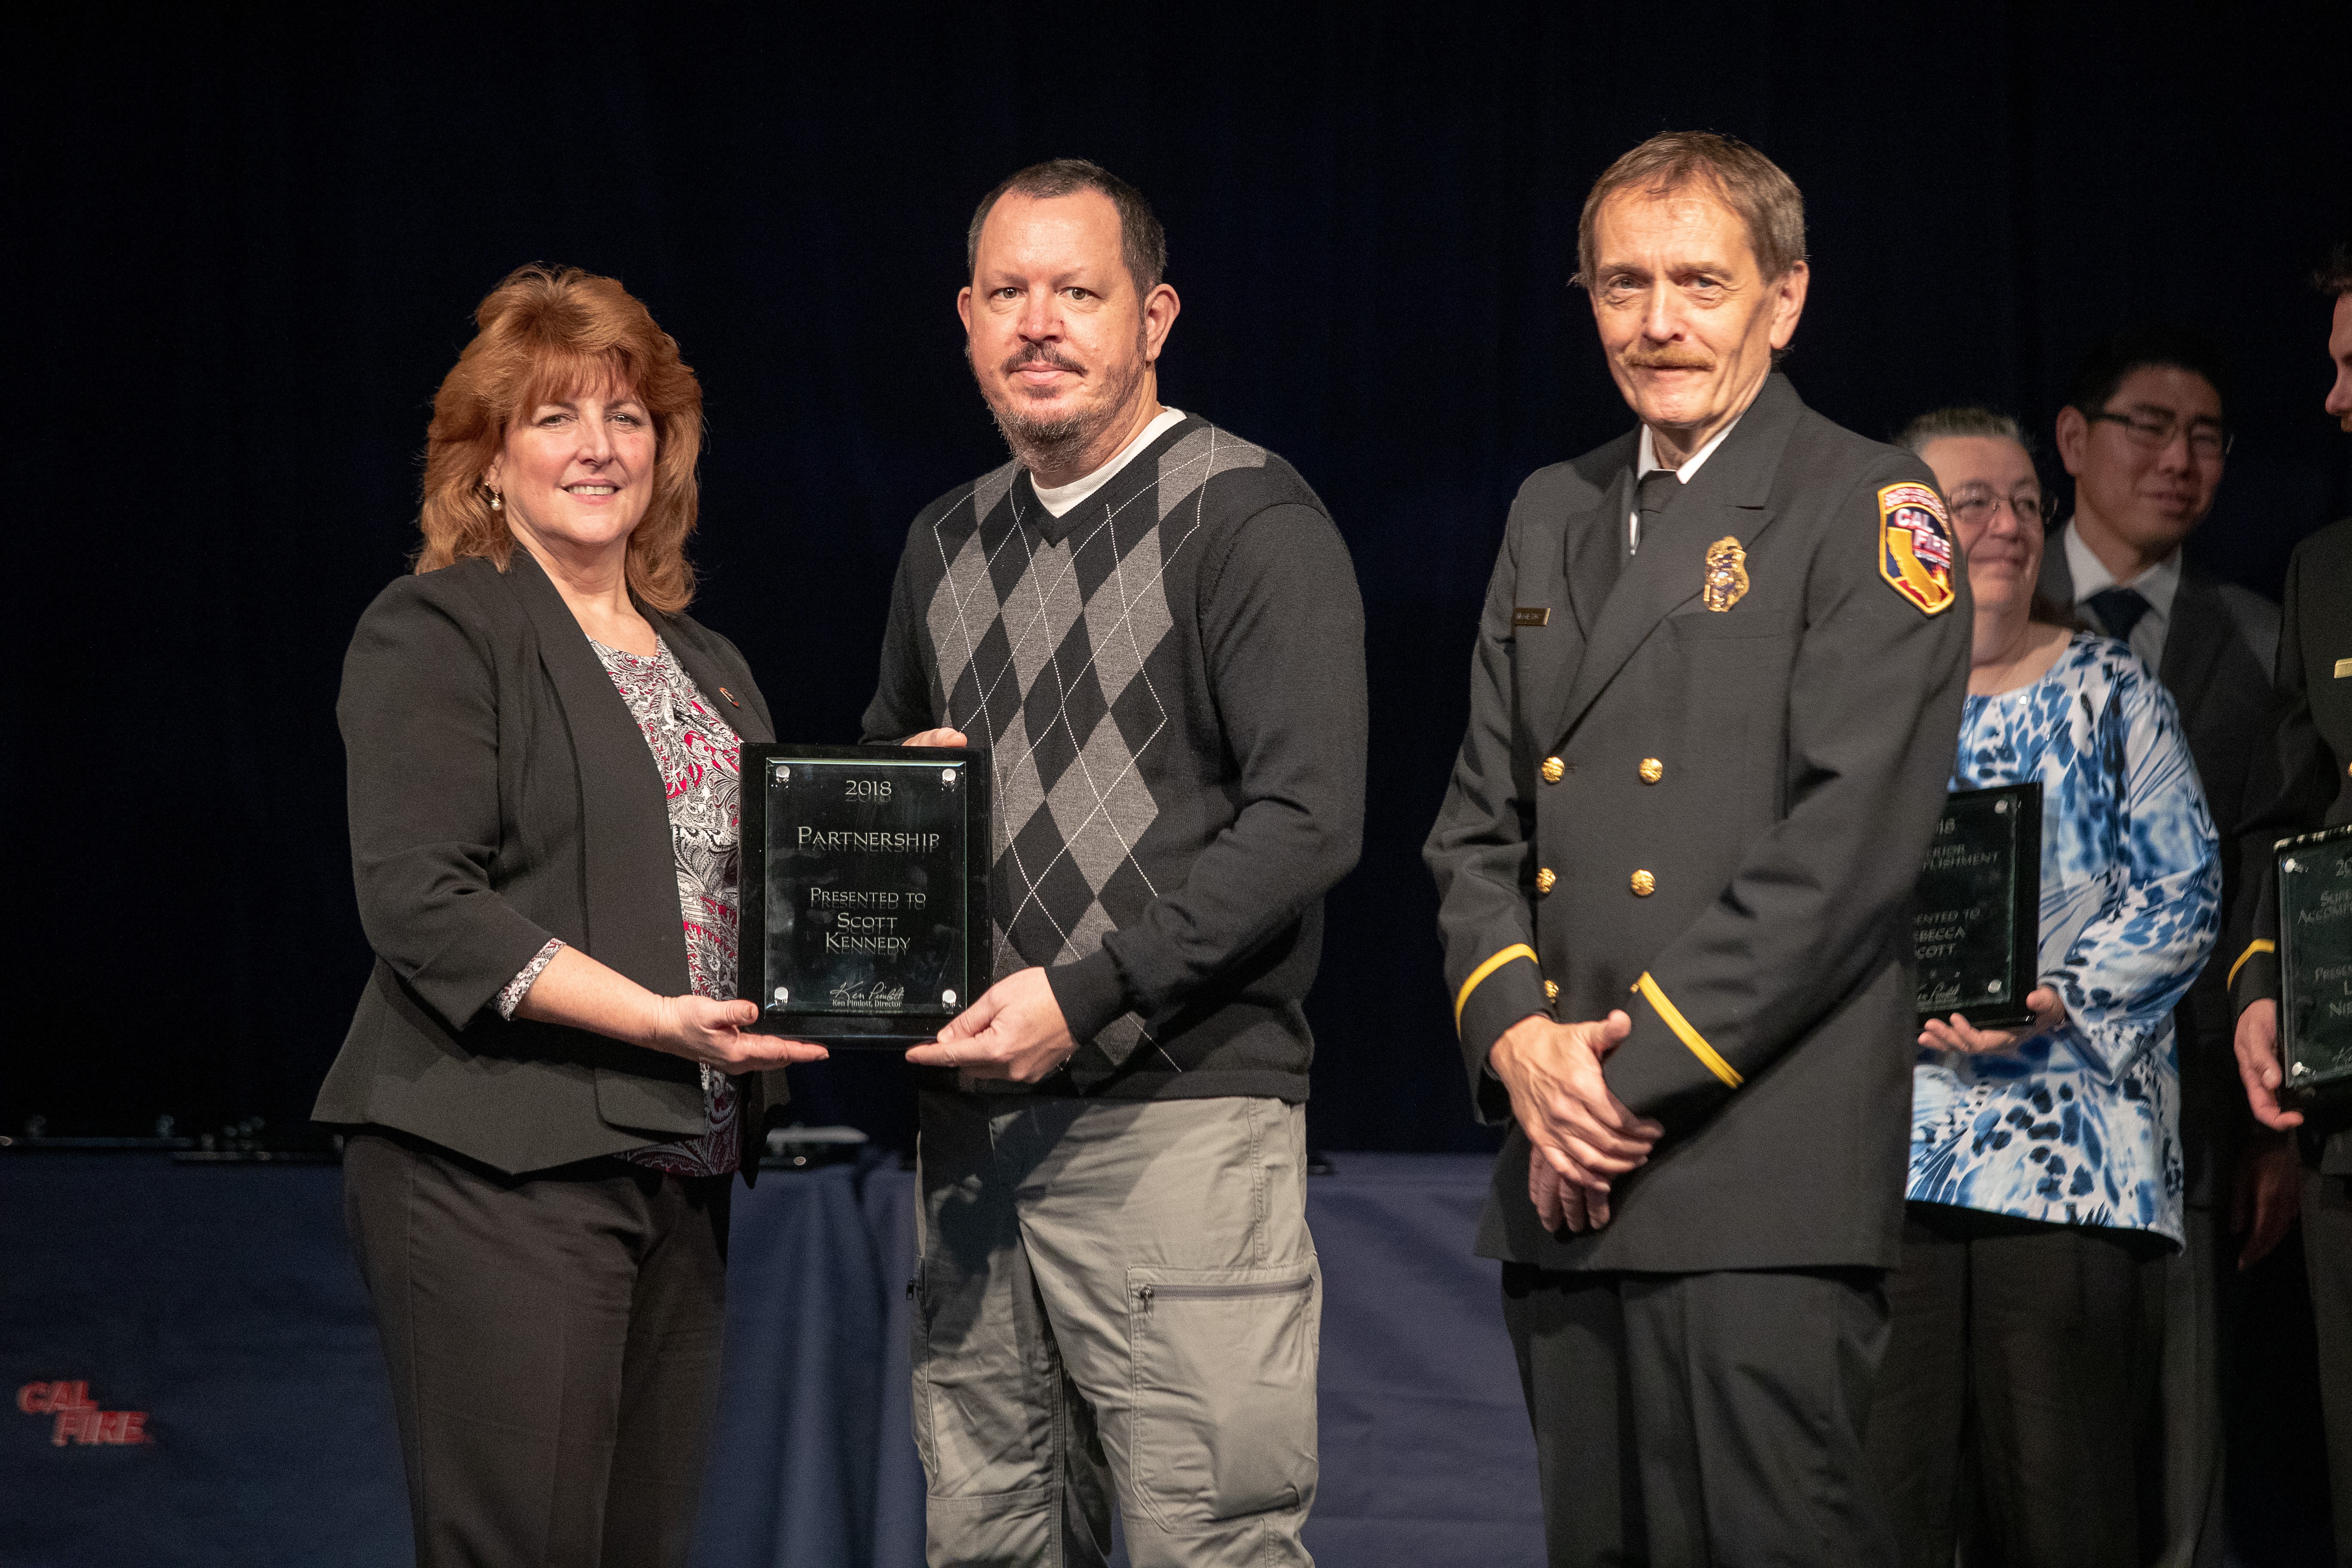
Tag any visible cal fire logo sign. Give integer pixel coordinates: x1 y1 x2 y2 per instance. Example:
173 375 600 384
1878 483 1957 616
16 1381 151 1447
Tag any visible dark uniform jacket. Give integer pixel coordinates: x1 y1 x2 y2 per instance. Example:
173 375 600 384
313 548 786 1179
1425 374 1971 1273
2230 517 2352 1171
2039 536 2278 1201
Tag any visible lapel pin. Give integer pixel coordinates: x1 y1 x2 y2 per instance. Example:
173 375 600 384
718 686 742 707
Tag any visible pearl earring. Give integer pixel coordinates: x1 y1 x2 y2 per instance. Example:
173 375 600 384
488 490 503 511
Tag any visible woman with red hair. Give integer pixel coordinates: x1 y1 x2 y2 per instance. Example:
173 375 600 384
314 265 823 1566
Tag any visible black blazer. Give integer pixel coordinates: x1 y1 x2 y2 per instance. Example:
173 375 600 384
2039 532 2278 1196
312 548 783 1178
1424 375 1972 1272
2230 518 2352 1170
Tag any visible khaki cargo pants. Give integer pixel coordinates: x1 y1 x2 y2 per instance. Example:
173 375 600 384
912 1089 1320 1568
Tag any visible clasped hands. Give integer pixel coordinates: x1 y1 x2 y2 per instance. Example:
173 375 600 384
1491 1010 1661 1234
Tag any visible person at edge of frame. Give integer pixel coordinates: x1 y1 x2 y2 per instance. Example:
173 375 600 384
2231 240 2352 1568
859 159 1367 1568
1422 130 1971 1567
2033 323 2293 1568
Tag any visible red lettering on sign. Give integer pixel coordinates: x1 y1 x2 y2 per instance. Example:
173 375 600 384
15 1379 150 1445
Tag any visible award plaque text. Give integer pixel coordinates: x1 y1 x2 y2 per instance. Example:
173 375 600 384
738 743 991 1047
1912 782 2042 1029
2278 824 2352 1106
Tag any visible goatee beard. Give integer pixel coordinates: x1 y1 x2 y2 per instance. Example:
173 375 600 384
975 340 1150 477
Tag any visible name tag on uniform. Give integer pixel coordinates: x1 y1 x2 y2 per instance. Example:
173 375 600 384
2334 658 2352 679
1513 607 1551 628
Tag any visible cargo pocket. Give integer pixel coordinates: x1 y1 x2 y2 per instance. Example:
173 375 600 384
1127 1262 1320 1531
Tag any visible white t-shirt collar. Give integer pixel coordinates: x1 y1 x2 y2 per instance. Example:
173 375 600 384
1030 407 1188 518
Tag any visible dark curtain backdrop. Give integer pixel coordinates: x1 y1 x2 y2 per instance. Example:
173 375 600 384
8 3 2349 1153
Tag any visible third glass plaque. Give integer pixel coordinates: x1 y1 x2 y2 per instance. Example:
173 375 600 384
1912 782 2042 1029
738 743 991 1047
2277 824 2352 1106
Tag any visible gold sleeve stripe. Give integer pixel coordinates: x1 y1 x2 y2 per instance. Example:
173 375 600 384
1455 944 1540 1032
2227 939 2277 990
1632 971 1743 1088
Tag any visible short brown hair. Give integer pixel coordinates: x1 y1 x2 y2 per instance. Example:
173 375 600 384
416 265 705 613
1575 132 1807 290
2316 241 2352 300
967 158 1167 298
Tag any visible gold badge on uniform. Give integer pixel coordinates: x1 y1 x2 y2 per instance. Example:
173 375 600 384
1513 606 1551 628
1702 537 1750 612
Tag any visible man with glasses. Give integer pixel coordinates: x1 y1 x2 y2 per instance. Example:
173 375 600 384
2038 325 2286 1568
2232 241 2352 1568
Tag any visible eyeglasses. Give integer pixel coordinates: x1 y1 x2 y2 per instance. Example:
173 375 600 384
2087 406 2233 459
1947 486 2048 529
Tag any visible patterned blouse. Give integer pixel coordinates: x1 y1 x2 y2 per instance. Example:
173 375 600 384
1905 634 2219 1245
496 635 744 1179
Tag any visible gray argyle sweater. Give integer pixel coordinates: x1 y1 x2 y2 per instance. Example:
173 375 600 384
862 414 1366 1101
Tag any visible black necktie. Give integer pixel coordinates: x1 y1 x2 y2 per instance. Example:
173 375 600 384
1633 470 1680 557
2085 586 2151 644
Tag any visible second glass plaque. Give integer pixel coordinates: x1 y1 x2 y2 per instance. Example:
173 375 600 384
2278 823 2352 1106
1912 782 2043 1030
738 743 992 1047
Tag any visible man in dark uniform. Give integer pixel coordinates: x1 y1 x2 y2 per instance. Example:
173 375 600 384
1424 131 1970 1565
2033 327 2288 1565
2232 242 2352 1568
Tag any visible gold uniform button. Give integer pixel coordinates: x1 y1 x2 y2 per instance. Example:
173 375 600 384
1541 756 1566 784
1535 868 1557 895
1638 757 1664 784
1544 979 1560 1002
1630 870 1657 897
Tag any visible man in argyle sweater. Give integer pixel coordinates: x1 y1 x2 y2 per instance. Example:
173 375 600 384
861 160 1365 1567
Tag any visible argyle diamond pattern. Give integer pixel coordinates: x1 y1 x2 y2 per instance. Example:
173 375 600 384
922 426 1267 1066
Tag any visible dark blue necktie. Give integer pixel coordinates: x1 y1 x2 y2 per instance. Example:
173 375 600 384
2085 586 2151 643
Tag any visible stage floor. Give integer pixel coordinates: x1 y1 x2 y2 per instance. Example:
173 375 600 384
0 1149 1539 1566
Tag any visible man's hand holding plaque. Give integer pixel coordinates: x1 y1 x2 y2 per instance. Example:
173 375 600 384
909 966 1077 1083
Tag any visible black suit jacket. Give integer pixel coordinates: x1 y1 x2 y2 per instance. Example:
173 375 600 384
313 548 784 1178
1424 375 1972 1272
2039 531 2279 1197
2230 518 2352 1170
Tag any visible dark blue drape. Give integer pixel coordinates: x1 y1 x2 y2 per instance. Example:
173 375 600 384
7 3 2351 1154
0 1152 1540 1566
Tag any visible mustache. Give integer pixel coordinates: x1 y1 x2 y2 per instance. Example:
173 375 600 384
1621 343 1715 370
1002 343 1086 377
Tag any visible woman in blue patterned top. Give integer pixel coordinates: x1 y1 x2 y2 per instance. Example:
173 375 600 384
1864 409 2219 1568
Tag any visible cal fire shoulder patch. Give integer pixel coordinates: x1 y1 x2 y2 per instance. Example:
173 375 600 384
1877 482 1957 616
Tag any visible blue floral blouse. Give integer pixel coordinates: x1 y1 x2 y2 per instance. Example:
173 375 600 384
1905 634 2219 1245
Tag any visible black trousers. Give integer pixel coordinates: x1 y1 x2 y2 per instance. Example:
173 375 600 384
341 1127 731 1568
1864 1202 2165 1568
1501 1262 1896 1568
2305 1171 2352 1568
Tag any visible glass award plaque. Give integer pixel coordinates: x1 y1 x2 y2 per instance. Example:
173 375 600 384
738 743 991 1047
1912 782 2042 1029
2276 824 2352 1106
